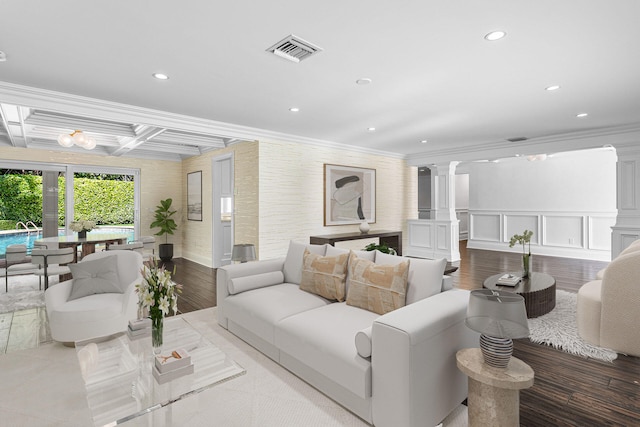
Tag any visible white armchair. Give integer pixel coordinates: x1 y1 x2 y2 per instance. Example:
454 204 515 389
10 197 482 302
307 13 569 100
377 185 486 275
577 250 640 356
45 250 143 344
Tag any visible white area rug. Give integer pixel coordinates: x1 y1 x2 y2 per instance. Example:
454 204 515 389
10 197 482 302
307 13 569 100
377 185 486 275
0 275 56 314
528 290 617 362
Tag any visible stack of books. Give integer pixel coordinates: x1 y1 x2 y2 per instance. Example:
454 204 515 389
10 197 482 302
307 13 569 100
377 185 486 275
153 349 194 384
127 318 151 340
496 273 521 286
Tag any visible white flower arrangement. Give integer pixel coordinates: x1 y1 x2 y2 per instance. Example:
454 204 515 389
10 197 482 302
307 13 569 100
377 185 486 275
135 261 182 318
70 220 96 232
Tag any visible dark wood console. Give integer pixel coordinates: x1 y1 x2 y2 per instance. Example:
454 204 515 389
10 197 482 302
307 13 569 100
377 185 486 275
309 230 402 255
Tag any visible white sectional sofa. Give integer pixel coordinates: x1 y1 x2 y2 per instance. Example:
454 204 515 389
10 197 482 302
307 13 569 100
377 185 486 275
217 241 477 427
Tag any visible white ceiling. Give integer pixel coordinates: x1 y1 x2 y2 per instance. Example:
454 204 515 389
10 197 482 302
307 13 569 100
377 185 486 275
0 1 639 162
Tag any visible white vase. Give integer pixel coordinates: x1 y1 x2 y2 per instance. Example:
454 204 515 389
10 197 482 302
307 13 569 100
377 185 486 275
359 222 370 234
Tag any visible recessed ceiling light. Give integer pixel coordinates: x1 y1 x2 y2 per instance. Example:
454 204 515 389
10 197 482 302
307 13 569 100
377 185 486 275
356 78 372 85
545 85 561 91
367 127 376 132
484 31 506 41
152 73 169 80
576 113 588 118
289 107 300 112
420 140 428 144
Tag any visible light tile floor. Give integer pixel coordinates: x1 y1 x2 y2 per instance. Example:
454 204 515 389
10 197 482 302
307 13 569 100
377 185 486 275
0 306 467 427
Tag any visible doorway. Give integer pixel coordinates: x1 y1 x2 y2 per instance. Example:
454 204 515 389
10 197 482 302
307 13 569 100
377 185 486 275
212 153 234 267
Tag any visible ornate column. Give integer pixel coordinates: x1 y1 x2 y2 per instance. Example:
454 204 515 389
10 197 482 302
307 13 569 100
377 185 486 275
612 143 640 257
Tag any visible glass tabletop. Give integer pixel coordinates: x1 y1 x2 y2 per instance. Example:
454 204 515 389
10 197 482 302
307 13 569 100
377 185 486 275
75 316 245 427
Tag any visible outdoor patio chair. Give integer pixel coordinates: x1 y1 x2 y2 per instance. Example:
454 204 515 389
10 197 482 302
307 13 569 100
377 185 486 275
31 247 75 291
1 244 40 292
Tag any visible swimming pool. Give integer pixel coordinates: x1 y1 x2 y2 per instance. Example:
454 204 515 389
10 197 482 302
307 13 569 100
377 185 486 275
0 227 135 257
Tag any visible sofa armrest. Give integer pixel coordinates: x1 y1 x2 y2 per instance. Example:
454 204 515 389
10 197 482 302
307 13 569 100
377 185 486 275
216 258 285 328
371 289 478 427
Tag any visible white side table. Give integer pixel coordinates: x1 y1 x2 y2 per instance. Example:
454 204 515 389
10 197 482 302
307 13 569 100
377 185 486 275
456 348 534 427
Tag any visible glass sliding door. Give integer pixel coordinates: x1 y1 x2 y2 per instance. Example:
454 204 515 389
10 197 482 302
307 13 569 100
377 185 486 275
67 166 140 242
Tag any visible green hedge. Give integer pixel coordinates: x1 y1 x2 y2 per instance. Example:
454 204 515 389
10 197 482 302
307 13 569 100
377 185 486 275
0 220 16 231
0 174 134 226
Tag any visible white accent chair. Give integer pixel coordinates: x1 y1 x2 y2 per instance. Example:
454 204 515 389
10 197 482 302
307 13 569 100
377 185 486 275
137 235 156 262
107 241 144 253
577 250 640 356
595 239 640 280
1 244 40 291
44 250 143 344
31 247 75 290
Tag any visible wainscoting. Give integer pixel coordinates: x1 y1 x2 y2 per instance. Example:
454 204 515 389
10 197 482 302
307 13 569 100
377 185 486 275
466 210 617 261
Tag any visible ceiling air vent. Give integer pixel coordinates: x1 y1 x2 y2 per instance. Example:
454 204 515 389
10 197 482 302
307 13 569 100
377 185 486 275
266 35 322 63
507 136 528 142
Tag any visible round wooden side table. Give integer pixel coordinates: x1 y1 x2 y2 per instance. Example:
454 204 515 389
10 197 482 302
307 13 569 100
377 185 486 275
456 348 534 427
483 271 556 318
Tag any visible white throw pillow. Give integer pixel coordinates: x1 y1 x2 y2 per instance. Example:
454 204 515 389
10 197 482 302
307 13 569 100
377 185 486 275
68 255 121 301
374 252 447 304
355 326 372 358
283 241 326 285
228 271 284 295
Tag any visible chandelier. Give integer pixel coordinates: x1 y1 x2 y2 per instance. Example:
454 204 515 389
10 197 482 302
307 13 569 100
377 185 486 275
57 130 97 150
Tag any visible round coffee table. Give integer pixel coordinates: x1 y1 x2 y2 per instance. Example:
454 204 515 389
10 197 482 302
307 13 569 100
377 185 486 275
483 272 556 318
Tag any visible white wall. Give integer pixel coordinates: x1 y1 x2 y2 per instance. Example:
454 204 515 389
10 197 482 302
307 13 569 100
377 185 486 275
467 147 617 260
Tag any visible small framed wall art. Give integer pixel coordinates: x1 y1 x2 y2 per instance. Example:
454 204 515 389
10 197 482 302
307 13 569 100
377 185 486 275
324 164 376 226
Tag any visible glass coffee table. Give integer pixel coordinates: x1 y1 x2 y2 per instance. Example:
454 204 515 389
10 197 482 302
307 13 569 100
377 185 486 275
483 272 556 318
75 316 245 426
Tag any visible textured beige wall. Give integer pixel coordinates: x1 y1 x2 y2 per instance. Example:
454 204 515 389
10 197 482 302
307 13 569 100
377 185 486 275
258 140 417 259
181 141 259 266
1 140 415 264
0 146 183 255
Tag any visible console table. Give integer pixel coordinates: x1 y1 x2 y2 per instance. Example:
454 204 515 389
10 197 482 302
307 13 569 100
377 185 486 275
309 230 402 255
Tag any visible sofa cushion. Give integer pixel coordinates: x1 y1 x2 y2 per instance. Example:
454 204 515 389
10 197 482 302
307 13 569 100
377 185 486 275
283 241 327 285
375 252 447 304
346 252 410 315
300 249 349 301
49 293 126 323
355 326 372 358
325 245 375 261
224 283 330 344
275 302 379 399
68 255 121 301
228 271 284 295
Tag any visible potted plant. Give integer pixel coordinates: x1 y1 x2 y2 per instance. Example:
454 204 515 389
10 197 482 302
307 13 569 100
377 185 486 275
150 198 178 261
363 242 397 255
509 229 534 278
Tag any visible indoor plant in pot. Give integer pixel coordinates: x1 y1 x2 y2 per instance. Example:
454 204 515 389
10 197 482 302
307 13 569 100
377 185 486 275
509 229 534 278
150 198 178 262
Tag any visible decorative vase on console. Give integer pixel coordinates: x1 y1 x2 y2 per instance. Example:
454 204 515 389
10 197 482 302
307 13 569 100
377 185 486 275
135 260 182 354
359 221 370 234
509 230 534 279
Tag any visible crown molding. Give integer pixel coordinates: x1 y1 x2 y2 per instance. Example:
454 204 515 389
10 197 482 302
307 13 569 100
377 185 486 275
0 81 404 160
407 124 640 166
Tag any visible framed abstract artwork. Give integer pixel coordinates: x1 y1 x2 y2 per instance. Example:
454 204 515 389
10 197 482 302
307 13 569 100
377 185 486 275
187 170 202 221
324 164 376 226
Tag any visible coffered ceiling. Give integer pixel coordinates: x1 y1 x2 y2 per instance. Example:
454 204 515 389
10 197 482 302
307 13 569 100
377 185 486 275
0 1 639 162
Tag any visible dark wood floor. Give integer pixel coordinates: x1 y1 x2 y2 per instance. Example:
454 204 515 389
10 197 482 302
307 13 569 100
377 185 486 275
166 243 640 426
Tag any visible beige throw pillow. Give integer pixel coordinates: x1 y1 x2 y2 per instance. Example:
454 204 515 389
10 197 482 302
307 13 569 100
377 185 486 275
300 249 349 301
346 252 409 315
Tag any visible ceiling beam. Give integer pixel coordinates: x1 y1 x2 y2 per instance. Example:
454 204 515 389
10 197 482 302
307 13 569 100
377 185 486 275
110 126 166 156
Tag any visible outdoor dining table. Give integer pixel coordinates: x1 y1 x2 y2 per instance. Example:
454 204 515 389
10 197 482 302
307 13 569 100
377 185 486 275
35 233 129 262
